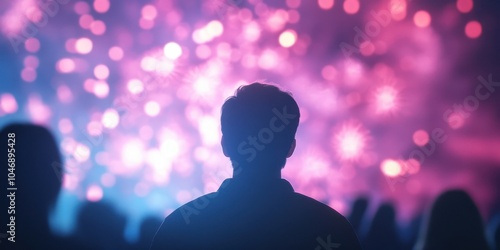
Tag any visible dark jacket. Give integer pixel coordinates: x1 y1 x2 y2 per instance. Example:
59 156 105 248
151 178 362 250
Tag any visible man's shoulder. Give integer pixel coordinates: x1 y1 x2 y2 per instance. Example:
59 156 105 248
162 192 219 225
289 192 351 224
288 192 361 248
290 192 340 213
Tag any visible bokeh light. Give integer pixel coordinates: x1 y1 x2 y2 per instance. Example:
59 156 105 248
381 159 402 177
390 0 407 21
21 67 37 82
93 81 109 98
279 29 297 48
163 42 182 60
122 140 145 168
413 10 431 28
343 0 360 14
144 101 161 117
57 58 76 73
318 0 334 10
334 123 367 161
412 130 430 146
24 38 40 53
58 118 73 134
0 94 18 114
93 64 110 80
108 46 124 61
102 109 120 129
79 14 93 29
90 20 106 35
142 5 158 20
374 85 398 113
86 185 104 202
465 20 482 39
456 0 473 13
94 0 110 14
75 37 93 54
127 79 144 94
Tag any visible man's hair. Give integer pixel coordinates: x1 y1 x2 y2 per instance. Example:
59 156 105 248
221 82 300 169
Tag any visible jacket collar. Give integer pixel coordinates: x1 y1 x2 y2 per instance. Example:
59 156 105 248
217 178 295 196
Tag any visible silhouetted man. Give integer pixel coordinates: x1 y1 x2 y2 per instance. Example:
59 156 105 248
151 83 362 249
0 124 83 249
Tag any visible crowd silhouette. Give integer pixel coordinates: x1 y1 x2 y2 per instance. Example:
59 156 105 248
0 123 498 249
0 83 498 249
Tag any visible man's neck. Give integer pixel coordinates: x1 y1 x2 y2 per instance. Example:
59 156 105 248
232 166 281 182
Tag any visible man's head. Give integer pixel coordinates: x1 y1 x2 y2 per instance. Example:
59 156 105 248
221 82 300 171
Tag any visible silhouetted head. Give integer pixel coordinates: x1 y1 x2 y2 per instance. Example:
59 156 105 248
363 203 402 250
221 82 300 171
0 123 61 217
417 189 490 250
0 123 63 247
349 197 369 218
371 203 397 230
76 201 127 249
364 202 402 250
348 197 369 233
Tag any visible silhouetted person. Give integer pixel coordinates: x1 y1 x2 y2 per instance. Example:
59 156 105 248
75 201 128 249
348 197 369 237
404 213 424 250
495 222 500 250
0 124 81 249
151 83 361 249
414 189 490 250
363 203 403 250
134 216 163 250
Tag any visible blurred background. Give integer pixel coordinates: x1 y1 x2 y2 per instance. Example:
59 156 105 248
0 0 499 247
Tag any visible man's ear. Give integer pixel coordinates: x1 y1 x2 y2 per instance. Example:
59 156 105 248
221 135 229 157
286 139 296 158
